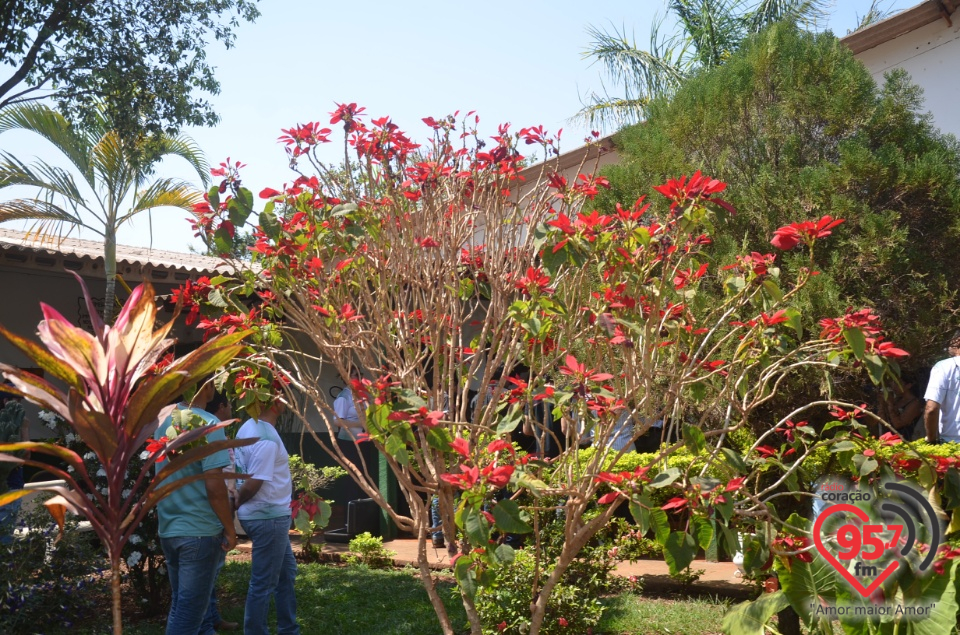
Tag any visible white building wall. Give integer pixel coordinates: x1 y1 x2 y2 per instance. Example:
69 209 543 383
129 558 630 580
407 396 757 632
854 17 960 139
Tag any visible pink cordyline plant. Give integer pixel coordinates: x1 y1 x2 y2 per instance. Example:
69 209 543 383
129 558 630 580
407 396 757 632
0 273 253 634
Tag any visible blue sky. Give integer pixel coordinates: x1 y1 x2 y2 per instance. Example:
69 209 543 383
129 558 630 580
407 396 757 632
0 0 910 253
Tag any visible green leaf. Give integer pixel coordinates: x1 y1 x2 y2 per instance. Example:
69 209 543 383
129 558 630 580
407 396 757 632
629 500 650 534
454 555 477 600
462 505 490 546
425 427 454 452
259 207 281 240
903 559 959 635
207 185 220 211
683 424 706 454
493 543 516 565
778 555 839 628
721 592 790 635
512 472 548 497
693 516 715 550
649 467 681 489
207 287 229 309
384 433 409 467
721 447 748 474
853 453 878 477
844 327 866 360
742 533 769 573
331 203 359 216
688 382 707 402
294 509 312 534
784 308 803 339
762 279 783 302
522 316 542 336
943 468 960 510
491 499 533 534
663 531 697 574
496 406 523 435
651 508 670 545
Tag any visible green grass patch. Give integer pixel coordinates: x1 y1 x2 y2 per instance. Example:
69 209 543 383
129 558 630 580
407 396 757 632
42 561 736 634
217 561 468 635
596 594 731 635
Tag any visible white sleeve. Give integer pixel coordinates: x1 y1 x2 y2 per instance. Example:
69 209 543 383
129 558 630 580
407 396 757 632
925 363 947 404
334 391 357 421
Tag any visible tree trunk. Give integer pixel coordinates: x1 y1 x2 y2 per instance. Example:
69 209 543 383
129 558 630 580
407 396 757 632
111 553 123 634
103 231 117 323
416 530 456 635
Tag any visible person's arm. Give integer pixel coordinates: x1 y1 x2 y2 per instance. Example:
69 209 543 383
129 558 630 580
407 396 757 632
925 400 941 443
204 467 238 551
899 398 923 431
236 478 264 509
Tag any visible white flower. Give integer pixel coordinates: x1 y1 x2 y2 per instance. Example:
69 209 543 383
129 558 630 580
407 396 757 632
126 551 142 568
96 468 106 477
122 489 131 498
129 534 142 545
64 433 76 444
39 411 58 429
84 452 96 461
67 465 74 473
100 487 108 495
139 451 149 460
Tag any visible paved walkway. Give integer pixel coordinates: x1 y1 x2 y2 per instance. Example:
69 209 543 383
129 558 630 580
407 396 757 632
236 534 755 599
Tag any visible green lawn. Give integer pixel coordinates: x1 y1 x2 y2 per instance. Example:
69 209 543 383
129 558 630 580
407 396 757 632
42 561 734 635
598 594 730 635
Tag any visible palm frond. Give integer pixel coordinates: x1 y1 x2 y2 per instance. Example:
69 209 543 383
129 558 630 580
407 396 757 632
0 153 87 204
0 104 96 184
746 0 829 32
91 131 136 217
117 179 203 226
850 0 896 33
0 199 83 225
573 93 651 131
585 23 688 109
154 135 211 188
671 0 744 66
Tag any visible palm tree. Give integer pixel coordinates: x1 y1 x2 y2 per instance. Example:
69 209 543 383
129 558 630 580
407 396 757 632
0 103 209 322
579 0 828 130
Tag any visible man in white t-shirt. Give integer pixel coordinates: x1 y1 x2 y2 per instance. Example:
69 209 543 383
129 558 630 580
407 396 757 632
924 331 960 444
234 402 299 635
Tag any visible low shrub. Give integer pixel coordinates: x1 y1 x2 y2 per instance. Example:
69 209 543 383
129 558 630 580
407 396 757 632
0 494 107 633
345 532 396 569
475 549 603 635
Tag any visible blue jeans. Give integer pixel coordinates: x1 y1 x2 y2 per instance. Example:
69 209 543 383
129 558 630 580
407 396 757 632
240 516 299 635
199 555 225 632
161 535 226 635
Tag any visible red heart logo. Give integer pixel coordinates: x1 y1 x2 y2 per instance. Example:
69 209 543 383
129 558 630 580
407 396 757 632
813 503 900 597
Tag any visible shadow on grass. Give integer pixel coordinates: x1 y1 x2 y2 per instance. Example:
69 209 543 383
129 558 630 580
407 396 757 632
218 562 469 635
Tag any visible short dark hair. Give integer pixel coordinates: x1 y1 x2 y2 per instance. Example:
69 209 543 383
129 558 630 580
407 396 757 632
948 330 960 350
206 390 230 413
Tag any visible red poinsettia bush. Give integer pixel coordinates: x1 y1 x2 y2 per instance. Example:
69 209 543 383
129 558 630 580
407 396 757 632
181 105 906 635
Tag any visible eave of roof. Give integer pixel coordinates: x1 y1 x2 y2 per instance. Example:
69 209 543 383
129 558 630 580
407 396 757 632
516 134 618 182
840 0 957 55
0 227 232 276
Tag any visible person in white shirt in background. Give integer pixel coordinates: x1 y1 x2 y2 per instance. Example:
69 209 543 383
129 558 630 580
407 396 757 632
333 367 372 505
925 330 960 444
234 401 299 635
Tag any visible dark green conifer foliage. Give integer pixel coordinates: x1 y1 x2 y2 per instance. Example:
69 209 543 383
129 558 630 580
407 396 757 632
600 24 960 365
